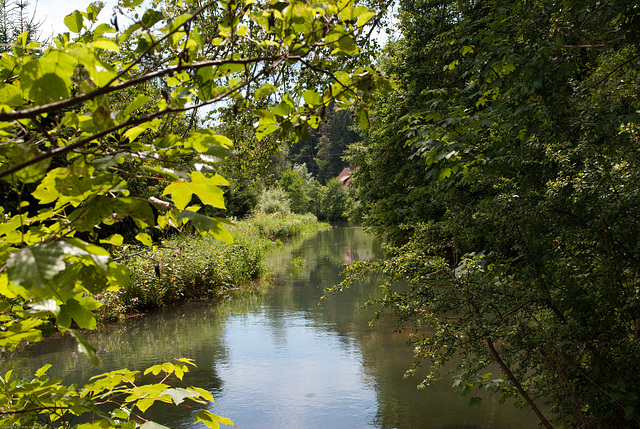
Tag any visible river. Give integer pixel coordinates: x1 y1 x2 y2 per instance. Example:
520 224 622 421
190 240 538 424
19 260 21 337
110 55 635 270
5 226 541 428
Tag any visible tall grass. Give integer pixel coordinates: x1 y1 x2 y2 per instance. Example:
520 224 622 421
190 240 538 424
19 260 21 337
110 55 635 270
98 224 270 320
97 214 330 321
248 212 330 240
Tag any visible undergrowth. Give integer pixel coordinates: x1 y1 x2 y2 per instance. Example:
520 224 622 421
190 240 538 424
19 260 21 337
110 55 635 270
249 212 330 240
97 213 329 321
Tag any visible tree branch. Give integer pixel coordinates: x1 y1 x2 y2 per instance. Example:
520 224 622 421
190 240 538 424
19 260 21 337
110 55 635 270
486 337 555 429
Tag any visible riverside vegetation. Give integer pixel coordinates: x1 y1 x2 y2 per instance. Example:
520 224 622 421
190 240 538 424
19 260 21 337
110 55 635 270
99 213 329 321
0 0 387 425
2 0 638 426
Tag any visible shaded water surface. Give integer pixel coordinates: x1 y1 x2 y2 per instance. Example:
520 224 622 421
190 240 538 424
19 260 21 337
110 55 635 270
7 227 540 428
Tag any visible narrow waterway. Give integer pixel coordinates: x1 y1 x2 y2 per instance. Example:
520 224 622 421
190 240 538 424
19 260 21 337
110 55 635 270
6 226 541 428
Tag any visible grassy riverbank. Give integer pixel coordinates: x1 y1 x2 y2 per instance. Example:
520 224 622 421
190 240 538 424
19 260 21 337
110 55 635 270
97 213 329 321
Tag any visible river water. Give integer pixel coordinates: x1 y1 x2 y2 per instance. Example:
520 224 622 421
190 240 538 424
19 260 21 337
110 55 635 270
6 226 541 428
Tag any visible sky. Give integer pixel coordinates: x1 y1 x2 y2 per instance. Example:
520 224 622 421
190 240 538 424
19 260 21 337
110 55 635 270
35 0 119 39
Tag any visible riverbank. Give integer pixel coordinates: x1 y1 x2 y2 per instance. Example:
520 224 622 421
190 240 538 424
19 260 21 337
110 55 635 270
97 213 330 322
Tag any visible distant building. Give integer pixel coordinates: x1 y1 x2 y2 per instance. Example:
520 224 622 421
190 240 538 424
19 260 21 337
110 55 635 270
337 167 357 188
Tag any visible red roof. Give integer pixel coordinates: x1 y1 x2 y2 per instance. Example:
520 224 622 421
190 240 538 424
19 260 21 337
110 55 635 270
337 167 356 188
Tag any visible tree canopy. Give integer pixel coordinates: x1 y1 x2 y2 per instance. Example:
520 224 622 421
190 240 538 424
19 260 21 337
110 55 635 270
0 0 390 426
343 0 640 427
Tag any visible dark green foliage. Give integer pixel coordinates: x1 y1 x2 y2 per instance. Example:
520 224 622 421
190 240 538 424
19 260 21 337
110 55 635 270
346 0 640 427
224 179 261 219
289 103 362 184
310 178 352 221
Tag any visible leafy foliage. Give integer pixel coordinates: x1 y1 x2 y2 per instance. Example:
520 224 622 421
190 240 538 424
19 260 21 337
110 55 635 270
345 0 640 427
249 212 327 240
0 358 233 429
0 0 389 425
101 223 270 319
255 187 291 215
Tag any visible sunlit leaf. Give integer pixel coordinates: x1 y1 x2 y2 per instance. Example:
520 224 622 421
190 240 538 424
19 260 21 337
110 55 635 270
35 364 52 377
64 10 84 33
163 172 228 210
160 388 199 405
135 233 153 247
195 410 235 428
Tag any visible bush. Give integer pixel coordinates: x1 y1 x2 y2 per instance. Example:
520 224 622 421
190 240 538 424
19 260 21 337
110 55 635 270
98 225 270 320
279 169 310 213
256 187 291 215
309 179 352 221
248 212 328 240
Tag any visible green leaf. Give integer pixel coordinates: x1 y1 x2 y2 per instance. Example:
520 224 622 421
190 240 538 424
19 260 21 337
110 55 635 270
467 396 482 408
7 243 67 289
91 39 120 52
100 234 124 246
163 172 228 210
336 35 357 53
140 422 170 429
160 388 200 405
438 167 452 181
106 263 131 289
85 2 104 22
0 83 23 107
271 100 293 116
35 364 52 377
71 197 155 231
177 210 214 230
461 45 474 55
4 145 51 183
189 387 215 403
0 319 43 351
141 9 164 28
209 218 234 244
195 410 235 429
302 89 321 106
58 297 98 330
92 153 126 170
188 132 233 153
63 238 111 271
124 94 151 117
64 10 84 33
355 107 369 130
135 233 153 247
625 406 635 420
69 329 100 365
20 52 77 104
255 83 277 99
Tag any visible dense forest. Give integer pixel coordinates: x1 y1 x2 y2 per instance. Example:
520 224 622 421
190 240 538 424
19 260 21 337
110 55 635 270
0 0 639 427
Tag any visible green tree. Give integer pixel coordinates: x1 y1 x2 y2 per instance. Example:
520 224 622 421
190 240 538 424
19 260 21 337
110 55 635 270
344 0 640 427
0 0 389 425
279 165 312 213
0 0 41 50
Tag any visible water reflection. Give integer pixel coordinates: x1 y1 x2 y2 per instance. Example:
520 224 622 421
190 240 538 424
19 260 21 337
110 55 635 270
4 226 540 428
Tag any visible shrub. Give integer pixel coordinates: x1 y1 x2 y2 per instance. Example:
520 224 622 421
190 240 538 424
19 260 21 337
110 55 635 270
98 225 270 319
248 212 328 240
256 187 291 215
